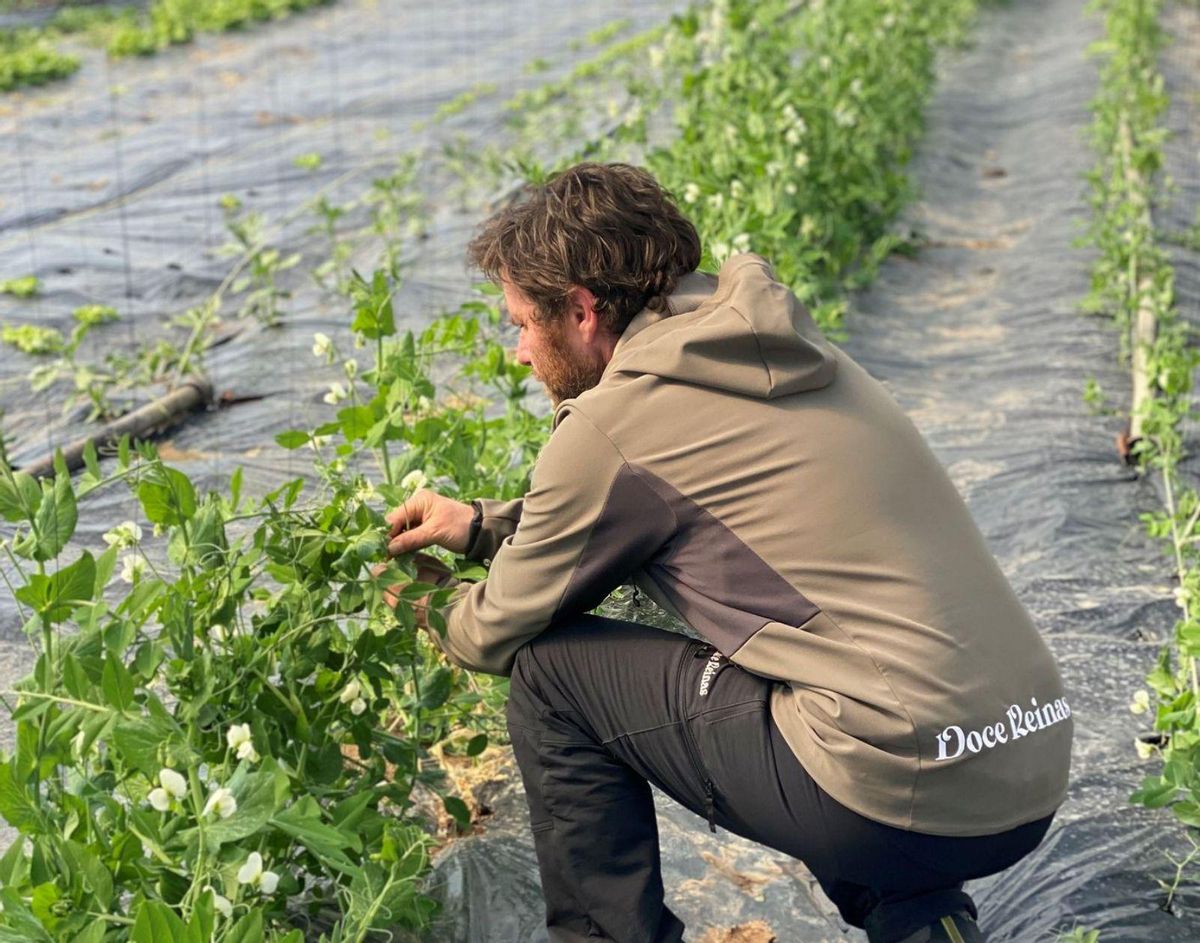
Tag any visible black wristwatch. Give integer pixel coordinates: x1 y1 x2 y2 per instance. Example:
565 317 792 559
466 500 483 556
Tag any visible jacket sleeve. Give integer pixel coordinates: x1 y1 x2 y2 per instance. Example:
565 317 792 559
430 411 677 675
463 497 524 563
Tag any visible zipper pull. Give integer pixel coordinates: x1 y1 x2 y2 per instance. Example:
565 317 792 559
704 781 716 833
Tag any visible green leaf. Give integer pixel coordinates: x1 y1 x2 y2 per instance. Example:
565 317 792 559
337 405 376 441
204 767 279 847
112 717 174 777
272 796 361 875
131 900 187 943
443 795 471 831
349 269 395 339
184 891 214 943
0 470 40 523
274 430 310 450
15 551 96 623
419 667 453 710
33 472 77 561
465 733 488 757
0 760 41 834
0 831 28 886
137 466 196 525
101 655 135 711
70 920 107 943
223 909 264 943
1131 775 1178 808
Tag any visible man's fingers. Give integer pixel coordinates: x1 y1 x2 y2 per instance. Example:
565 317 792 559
387 524 434 557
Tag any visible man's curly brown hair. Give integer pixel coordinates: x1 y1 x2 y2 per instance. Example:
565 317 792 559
467 162 702 336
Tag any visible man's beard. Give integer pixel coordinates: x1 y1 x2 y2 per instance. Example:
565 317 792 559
537 328 609 407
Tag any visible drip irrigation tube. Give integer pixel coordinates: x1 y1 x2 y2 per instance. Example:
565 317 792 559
16 377 213 478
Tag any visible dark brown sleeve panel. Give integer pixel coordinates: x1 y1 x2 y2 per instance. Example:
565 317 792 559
464 497 525 563
553 465 676 621
439 412 665 676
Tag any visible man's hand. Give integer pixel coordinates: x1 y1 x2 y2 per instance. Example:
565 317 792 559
385 489 475 557
370 551 454 630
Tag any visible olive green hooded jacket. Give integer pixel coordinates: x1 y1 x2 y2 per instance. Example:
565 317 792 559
436 253 1072 837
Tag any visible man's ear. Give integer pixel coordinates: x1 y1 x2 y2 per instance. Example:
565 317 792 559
566 286 602 343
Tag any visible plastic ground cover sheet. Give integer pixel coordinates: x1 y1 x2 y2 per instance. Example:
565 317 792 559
407 1 1200 941
0 0 1198 940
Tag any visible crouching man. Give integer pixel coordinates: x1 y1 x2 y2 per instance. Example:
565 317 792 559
381 162 1072 943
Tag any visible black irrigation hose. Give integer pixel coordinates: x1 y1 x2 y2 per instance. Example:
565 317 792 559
16 376 213 478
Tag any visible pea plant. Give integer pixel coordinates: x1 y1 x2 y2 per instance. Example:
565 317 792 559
1084 0 1200 880
0 267 546 942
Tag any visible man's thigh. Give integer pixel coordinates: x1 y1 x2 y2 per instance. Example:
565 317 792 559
505 614 827 857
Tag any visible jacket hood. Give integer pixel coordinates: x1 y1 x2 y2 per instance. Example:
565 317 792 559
593 253 837 403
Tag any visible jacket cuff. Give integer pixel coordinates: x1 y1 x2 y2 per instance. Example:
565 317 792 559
463 497 524 564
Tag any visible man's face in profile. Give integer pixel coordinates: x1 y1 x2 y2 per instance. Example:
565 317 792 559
502 280 608 407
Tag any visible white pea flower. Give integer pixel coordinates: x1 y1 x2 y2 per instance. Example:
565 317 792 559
400 469 428 492
226 724 259 762
833 103 857 128
729 179 745 200
682 182 701 204
205 886 233 919
102 521 143 549
648 44 665 70
707 192 725 211
794 151 810 171
237 851 280 895
784 182 798 196
119 553 147 584
1129 689 1151 716
209 623 228 645
323 382 349 405
710 240 731 264
150 767 187 811
818 54 832 72
308 435 331 452
312 332 332 359
732 233 751 254
203 787 238 819
350 697 368 716
781 103 797 123
343 358 358 379
353 480 377 504
784 126 802 146
849 77 864 97
160 768 187 797
882 12 897 29
800 215 818 239
1135 738 1155 760
339 679 362 704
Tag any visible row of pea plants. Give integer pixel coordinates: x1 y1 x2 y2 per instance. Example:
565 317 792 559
0 272 547 942
0 1 986 937
1083 0 1200 901
0 0 337 93
485 0 980 334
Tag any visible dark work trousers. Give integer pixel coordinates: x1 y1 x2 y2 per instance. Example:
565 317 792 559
505 614 1055 943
